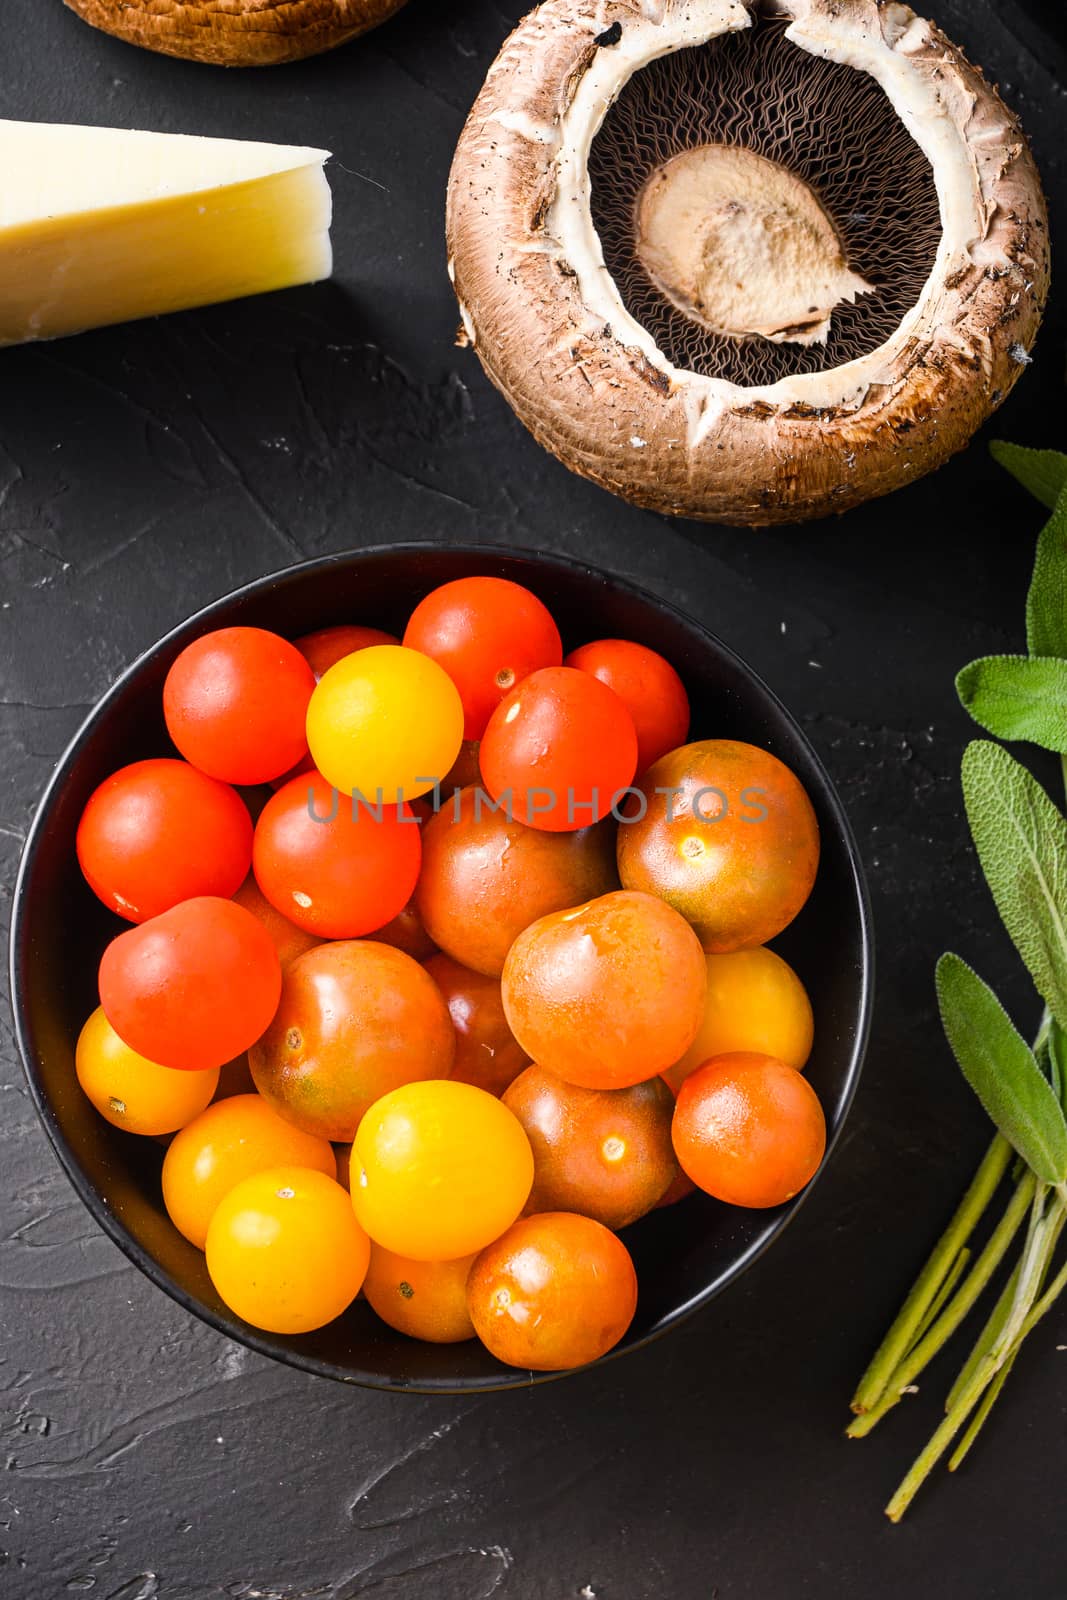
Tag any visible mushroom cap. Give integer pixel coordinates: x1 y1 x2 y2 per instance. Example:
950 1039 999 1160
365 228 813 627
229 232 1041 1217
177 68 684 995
63 0 408 67
446 0 1050 527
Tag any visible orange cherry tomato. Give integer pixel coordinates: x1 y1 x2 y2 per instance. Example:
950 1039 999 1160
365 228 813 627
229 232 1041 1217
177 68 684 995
76 758 252 923
654 1169 699 1209
98 896 282 1071
249 941 455 1142
424 952 530 1097
617 740 820 951
294 624 399 679
163 626 316 785
564 639 690 774
206 1166 369 1334
214 1054 256 1100
252 773 421 939
466 1212 637 1371
363 1246 478 1344
231 873 322 968
76 1006 218 1136
441 739 483 797
503 1065 678 1229
373 894 438 961
672 1052 826 1208
350 1081 533 1261
501 890 706 1088
403 576 562 740
416 787 618 976
162 1092 336 1248
663 947 813 1094
480 666 638 832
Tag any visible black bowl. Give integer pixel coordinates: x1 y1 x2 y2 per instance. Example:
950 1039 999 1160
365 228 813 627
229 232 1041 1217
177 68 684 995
9 545 872 1392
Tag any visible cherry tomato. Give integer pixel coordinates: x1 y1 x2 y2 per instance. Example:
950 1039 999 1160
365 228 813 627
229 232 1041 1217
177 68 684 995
163 627 315 785
214 1055 257 1100
441 740 483 797
249 941 455 1142
503 1066 678 1229
350 1081 534 1261
654 1169 699 1209
76 758 252 923
617 740 820 951
564 639 690 774
206 1166 369 1334
98 896 282 1072
231 873 322 967
162 1093 336 1248
403 577 562 739
663 947 813 1094
424 953 530 1096
480 666 638 831
363 1246 477 1344
373 895 438 961
672 1052 826 1208
416 787 618 976
75 1006 218 1136
502 890 706 1089
306 645 464 805
466 1212 637 1371
252 773 421 939
295 624 399 679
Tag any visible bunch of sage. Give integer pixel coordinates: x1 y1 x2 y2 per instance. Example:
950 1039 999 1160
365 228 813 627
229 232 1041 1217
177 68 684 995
847 440 1067 1520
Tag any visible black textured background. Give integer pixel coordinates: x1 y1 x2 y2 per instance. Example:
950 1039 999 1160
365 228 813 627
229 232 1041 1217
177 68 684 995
1 2 1066 1596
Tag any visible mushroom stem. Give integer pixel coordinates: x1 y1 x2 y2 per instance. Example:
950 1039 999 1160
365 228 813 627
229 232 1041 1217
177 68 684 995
635 143 872 346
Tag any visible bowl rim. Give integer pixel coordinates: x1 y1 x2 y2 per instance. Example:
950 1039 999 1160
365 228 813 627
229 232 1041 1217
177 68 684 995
8 540 874 1393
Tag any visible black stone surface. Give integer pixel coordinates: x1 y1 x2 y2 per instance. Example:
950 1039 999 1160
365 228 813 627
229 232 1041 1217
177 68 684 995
0 2 1065 1595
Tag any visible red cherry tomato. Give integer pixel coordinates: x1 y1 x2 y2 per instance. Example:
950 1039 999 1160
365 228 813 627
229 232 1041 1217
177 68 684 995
403 577 562 740
252 773 421 938
294 625 399 680
163 627 316 785
98 896 282 1072
480 666 638 831
564 639 689 774
76 758 252 923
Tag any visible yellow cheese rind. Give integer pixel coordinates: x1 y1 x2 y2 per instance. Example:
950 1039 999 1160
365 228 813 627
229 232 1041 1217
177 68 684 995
0 123 332 346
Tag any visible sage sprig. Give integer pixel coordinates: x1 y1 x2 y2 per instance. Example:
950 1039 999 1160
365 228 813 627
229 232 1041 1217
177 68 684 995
848 443 1067 1518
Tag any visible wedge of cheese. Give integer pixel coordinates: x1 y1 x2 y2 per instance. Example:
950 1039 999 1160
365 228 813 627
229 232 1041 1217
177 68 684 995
0 121 332 346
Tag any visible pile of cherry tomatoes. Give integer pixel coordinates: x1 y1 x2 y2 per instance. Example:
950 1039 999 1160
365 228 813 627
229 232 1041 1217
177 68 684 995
73 574 826 1371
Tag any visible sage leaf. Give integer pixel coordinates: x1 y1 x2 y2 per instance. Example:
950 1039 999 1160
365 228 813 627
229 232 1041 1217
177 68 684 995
961 740 1067 1028
936 953 1067 1184
1026 491 1067 660
991 440 1067 511
956 655 1067 752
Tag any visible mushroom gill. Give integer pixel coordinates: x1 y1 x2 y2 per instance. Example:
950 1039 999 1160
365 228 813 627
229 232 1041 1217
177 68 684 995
589 13 942 385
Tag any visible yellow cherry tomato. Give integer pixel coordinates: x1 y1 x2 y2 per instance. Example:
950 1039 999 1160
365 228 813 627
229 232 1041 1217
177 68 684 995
162 1093 336 1249
350 1080 534 1261
206 1166 369 1334
363 1245 478 1344
663 947 813 1094
306 645 464 805
76 1006 218 1136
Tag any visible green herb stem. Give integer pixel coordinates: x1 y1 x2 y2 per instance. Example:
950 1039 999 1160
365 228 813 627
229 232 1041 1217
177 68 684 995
947 1352 1017 1472
911 1247 971 1348
885 1189 1066 1518
945 1260 1020 1413
849 1134 1012 1416
847 1166 1034 1438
